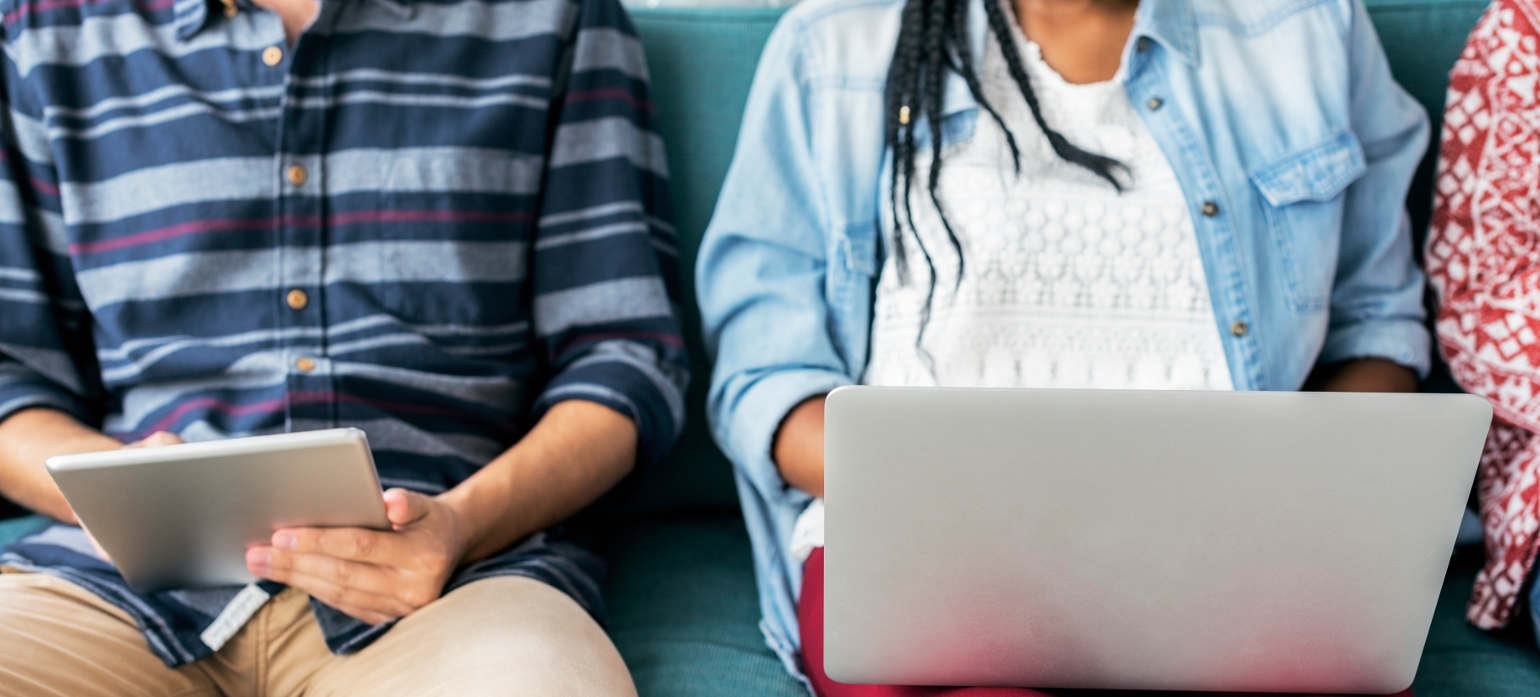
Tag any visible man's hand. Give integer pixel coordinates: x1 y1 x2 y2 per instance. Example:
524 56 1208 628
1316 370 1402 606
243 399 638 625
245 488 469 626
125 431 185 450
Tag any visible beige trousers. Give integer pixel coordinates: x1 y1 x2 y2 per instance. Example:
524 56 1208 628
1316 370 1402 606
0 571 637 697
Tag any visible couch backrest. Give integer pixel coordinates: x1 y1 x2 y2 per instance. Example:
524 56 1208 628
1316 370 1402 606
621 0 1490 514
609 7 785 515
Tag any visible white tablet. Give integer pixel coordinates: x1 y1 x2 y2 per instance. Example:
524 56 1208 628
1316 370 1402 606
46 428 390 593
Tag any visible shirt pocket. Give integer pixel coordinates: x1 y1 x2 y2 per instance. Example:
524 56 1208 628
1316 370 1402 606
366 153 533 333
1249 131 1366 313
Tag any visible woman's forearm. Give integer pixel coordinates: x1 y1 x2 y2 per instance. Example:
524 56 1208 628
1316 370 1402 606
1307 357 1419 393
774 395 828 499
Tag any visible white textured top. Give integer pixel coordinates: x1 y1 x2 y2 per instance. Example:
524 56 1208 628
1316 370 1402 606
791 22 1233 566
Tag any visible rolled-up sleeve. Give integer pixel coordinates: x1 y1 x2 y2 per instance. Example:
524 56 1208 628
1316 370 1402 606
528 0 687 467
0 44 99 426
1317 0 1432 376
697 23 854 504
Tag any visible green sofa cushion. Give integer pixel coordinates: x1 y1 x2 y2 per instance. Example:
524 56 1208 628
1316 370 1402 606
602 514 806 697
1418 550 1540 696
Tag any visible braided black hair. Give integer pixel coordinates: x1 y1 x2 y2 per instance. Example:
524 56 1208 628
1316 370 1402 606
883 0 1130 365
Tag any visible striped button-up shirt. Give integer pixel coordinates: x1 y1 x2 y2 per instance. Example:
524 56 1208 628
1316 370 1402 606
0 0 685 667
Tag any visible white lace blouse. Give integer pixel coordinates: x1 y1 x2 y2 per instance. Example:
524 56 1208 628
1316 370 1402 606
790 19 1234 565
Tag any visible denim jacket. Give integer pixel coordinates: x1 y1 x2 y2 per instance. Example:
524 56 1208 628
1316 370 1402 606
696 0 1431 686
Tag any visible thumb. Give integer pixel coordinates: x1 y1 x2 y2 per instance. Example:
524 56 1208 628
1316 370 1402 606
383 488 431 528
128 431 183 448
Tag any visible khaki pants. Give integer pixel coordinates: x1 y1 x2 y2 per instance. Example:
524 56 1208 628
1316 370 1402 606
0 571 636 697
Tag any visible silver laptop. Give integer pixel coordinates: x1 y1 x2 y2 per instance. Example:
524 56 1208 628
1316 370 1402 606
823 387 1491 694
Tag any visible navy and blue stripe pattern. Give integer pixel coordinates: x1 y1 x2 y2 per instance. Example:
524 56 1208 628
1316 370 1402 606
0 0 685 667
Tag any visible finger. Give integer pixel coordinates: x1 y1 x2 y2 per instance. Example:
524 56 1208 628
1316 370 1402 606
251 562 411 624
271 526 403 564
126 431 183 448
247 546 400 598
147 431 184 446
383 488 431 528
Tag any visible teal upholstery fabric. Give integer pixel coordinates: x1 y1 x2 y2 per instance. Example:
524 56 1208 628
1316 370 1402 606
604 15 803 694
0 3 1534 696
1418 551 1540 697
606 7 786 517
604 515 806 696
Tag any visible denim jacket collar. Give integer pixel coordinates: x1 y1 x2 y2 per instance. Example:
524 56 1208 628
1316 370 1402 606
1138 0 1200 66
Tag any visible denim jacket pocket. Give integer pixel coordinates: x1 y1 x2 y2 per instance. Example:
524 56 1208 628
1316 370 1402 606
1249 131 1367 313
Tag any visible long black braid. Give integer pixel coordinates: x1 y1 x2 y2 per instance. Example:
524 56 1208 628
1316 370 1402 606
884 0 1131 364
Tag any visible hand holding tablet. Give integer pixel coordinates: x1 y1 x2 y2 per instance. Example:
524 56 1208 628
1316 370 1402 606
46 429 389 593
246 485 468 625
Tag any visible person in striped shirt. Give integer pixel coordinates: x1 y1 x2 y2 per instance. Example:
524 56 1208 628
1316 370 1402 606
0 0 684 691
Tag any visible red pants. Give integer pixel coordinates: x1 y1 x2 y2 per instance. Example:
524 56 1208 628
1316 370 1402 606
797 548 1413 697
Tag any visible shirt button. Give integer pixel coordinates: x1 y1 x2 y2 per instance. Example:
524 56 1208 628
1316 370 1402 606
262 45 284 67
286 289 308 311
286 164 307 187
1146 97 1164 111
1201 201 1221 217
294 357 316 373
1230 321 1249 338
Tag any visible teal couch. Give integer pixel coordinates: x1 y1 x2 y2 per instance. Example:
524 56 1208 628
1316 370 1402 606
0 1 1532 695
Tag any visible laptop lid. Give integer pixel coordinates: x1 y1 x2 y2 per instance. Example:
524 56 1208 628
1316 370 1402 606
823 387 1490 693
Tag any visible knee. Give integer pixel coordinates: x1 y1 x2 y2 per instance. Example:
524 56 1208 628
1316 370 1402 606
422 623 636 696
415 580 637 697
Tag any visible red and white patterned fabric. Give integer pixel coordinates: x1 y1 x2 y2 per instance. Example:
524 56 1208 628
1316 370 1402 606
1429 0 1540 630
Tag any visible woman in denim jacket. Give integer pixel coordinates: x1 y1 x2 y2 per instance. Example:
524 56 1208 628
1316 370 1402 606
698 0 1430 694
